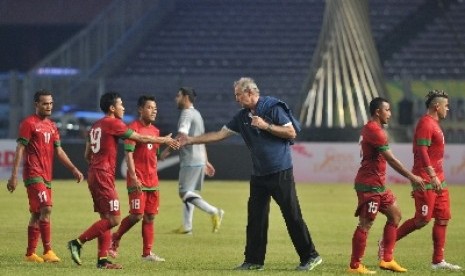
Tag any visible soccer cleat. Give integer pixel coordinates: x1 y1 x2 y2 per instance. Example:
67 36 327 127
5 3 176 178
67 239 82 265
42 250 61 262
431 260 462 270
25 253 44 263
379 259 407 272
377 239 384 260
234 262 264 270
172 225 192 235
97 258 123 269
348 264 376 274
296 255 323 271
108 235 119 258
142 252 166 262
212 209 225 233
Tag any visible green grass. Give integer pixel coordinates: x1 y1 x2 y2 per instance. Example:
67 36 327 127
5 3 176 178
1 180 464 275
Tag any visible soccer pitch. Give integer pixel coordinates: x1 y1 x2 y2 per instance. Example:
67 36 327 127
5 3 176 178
1 180 464 275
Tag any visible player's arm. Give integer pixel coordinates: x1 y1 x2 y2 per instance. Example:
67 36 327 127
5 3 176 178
129 132 179 150
381 149 424 188
204 146 215 177
183 127 234 146
6 142 25 193
125 150 142 192
159 131 185 160
84 140 92 163
56 146 84 183
250 116 296 139
417 144 441 190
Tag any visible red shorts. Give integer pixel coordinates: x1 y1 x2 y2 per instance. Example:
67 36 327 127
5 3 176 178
87 169 120 216
27 182 52 213
355 189 396 220
128 190 160 215
412 189 450 221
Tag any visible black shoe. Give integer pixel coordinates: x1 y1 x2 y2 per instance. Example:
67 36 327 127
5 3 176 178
67 239 82 265
234 262 264 270
97 258 123 269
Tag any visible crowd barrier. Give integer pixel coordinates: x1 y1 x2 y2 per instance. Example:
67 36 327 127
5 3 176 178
0 140 463 184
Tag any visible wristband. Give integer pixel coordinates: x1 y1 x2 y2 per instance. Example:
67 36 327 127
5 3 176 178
267 123 273 131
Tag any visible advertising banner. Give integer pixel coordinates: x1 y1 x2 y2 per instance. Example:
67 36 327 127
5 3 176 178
292 142 465 184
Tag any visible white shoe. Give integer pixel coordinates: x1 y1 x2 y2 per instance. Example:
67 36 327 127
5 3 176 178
431 260 462 270
142 252 165 262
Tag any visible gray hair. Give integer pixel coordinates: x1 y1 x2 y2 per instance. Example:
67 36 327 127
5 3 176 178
234 77 259 94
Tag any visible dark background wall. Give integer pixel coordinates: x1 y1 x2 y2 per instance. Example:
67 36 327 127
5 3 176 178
54 143 253 181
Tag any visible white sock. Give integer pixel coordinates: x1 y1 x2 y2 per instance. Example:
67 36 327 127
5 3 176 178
182 202 194 230
183 191 217 215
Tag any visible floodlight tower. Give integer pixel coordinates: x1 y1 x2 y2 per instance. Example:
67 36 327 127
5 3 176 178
298 0 387 128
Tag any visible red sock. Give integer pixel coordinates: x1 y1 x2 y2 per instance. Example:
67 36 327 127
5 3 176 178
142 220 154 256
39 220 52 254
26 226 40 256
113 216 136 241
396 218 417 241
382 222 398 262
432 224 446 264
350 226 367 269
98 230 111 258
78 219 112 243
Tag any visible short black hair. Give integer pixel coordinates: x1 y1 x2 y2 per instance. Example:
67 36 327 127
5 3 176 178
34 89 52 103
425 90 448 108
137 95 156 108
369 97 389 116
179 87 196 103
100 92 121 113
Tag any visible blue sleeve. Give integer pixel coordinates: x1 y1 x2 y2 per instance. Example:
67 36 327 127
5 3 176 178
268 105 292 126
225 111 243 133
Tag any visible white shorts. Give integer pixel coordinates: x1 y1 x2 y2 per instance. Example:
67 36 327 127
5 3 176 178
179 166 204 193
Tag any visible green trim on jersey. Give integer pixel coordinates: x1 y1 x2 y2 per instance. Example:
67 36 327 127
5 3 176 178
378 145 389 152
412 181 447 191
416 139 431 146
127 186 159 193
124 144 136 152
17 137 28 146
24 177 52 188
54 141 61 148
354 183 386 193
122 129 134 139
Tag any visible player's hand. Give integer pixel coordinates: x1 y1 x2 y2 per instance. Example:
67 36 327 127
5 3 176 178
431 175 442 192
7 177 17 193
410 174 425 191
250 116 267 130
159 148 170 160
163 134 180 150
129 178 143 194
177 135 192 147
72 168 84 183
205 162 215 177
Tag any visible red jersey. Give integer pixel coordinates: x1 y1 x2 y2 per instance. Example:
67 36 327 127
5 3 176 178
354 120 389 189
18 114 60 186
124 120 160 190
412 114 445 182
88 116 133 175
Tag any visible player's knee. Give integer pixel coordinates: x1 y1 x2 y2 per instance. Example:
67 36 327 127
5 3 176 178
182 191 201 203
130 214 143 223
143 214 155 222
415 218 430 228
109 216 121 227
435 219 448 226
358 219 374 231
